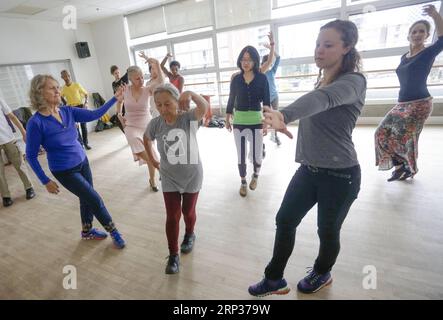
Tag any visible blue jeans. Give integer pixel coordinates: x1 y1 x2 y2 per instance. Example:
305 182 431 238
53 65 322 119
265 164 361 279
51 157 114 231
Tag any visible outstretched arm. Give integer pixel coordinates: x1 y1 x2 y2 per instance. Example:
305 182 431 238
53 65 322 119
72 85 125 122
280 73 366 123
260 32 275 73
161 53 173 78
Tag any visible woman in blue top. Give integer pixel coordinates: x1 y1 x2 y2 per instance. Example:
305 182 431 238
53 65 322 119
262 45 281 146
26 74 126 249
375 4 443 181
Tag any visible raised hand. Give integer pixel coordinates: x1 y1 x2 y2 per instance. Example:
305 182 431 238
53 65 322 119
166 53 173 58
178 91 192 111
114 84 126 102
263 106 293 139
267 31 274 45
138 51 149 62
423 4 438 18
45 180 60 194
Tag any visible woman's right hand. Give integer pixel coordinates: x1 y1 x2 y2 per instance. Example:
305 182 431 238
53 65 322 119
225 114 232 132
45 180 60 194
263 106 293 139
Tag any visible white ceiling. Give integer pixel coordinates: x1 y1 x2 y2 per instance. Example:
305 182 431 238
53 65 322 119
0 0 177 23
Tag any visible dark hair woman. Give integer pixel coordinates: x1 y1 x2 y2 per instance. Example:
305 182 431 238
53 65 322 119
248 19 367 296
225 45 270 197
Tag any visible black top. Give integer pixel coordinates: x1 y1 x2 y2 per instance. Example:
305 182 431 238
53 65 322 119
226 72 270 114
396 36 443 102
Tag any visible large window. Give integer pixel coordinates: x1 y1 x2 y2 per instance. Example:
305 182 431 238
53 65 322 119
278 18 333 58
272 0 341 19
174 38 214 70
131 0 443 112
350 1 441 51
217 25 270 68
184 73 219 106
134 46 168 79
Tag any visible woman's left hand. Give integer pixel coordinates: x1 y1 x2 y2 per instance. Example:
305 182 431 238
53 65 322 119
423 4 438 18
263 106 293 139
114 84 126 102
267 31 274 45
178 91 193 111
138 51 148 60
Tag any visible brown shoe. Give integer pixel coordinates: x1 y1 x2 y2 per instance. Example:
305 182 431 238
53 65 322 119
249 174 258 190
239 183 247 197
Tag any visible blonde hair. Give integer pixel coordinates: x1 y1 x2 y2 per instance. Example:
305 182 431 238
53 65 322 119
127 65 143 82
153 83 180 101
29 74 58 111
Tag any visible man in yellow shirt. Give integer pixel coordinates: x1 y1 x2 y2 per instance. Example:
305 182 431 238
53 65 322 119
60 70 91 150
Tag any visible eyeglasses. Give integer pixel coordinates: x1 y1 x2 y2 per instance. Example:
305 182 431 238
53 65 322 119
240 59 254 64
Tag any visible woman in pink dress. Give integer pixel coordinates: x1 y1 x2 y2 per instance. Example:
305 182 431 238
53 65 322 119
117 59 163 191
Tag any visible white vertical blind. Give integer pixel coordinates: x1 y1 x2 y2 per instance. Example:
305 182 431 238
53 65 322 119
164 0 213 34
126 6 166 39
215 0 271 29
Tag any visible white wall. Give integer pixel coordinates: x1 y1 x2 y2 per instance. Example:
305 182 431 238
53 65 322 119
0 16 107 131
90 15 132 104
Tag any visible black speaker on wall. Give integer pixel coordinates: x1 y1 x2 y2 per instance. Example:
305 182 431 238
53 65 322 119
75 42 91 58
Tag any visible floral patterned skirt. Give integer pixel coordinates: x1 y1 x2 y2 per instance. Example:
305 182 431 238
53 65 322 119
375 97 433 175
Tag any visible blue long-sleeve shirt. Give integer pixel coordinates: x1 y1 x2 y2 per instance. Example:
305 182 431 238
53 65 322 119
397 36 443 102
26 97 117 184
265 55 280 102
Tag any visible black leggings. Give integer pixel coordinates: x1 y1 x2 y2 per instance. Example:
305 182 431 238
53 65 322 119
265 164 361 279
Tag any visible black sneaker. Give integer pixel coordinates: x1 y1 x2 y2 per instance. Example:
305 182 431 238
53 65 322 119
275 136 282 146
180 233 196 254
262 144 266 159
84 144 92 150
165 254 180 274
387 165 412 182
26 188 35 200
2 197 13 207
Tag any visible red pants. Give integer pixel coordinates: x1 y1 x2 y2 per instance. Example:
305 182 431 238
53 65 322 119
163 192 199 254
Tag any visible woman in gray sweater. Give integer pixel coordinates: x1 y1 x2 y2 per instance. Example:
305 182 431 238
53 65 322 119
249 19 367 296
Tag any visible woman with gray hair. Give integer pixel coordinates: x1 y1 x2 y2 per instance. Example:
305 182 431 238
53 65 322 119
25 74 126 249
143 83 208 274
116 59 163 191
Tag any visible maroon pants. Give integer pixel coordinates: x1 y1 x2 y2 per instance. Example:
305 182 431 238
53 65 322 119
163 192 199 255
